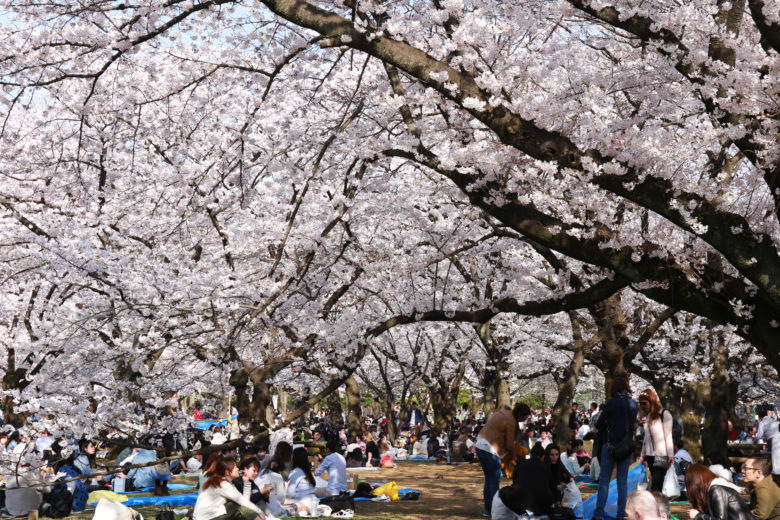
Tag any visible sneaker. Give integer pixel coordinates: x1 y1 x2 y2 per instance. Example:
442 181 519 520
483 511 491 517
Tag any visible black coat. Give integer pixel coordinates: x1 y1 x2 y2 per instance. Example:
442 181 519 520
499 458 556 515
695 485 755 520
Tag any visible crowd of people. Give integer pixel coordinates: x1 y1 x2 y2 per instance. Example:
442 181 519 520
3 386 780 520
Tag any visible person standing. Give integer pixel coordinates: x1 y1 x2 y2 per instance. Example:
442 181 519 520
408 403 423 426
476 403 531 516
593 376 639 520
637 389 674 493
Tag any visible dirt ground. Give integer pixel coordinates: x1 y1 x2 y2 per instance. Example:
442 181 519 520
65 461 692 520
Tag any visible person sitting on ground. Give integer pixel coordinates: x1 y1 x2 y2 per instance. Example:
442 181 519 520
452 433 474 463
626 490 666 520
573 439 593 467
562 440 590 476
346 448 364 468
314 440 347 496
346 435 360 455
427 430 441 458
675 442 694 479
544 443 573 502
742 454 780 520
49 452 89 513
4 462 51 517
707 452 736 483
685 464 752 520
650 490 674 520
187 453 204 472
255 458 288 518
193 456 265 520
285 448 318 516
74 439 104 490
260 441 292 479
232 456 273 507
364 434 381 466
492 444 556 520
410 434 426 458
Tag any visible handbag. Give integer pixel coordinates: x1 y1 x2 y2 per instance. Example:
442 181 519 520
155 503 174 520
650 410 671 469
609 397 635 460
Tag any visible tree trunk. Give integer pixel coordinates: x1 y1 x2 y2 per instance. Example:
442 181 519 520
430 383 459 433
229 367 274 441
701 330 730 459
327 389 343 424
476 322 510 418
552 343 587 445
345 376 364 437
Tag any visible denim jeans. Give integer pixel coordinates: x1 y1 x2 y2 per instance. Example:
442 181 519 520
593 441 631 520
477 447 502 513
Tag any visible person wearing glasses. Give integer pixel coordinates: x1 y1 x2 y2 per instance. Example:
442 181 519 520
743 455 780 520
637 389 674 493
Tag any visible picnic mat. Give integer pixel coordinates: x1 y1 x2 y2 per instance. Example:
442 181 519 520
582 464 647 520
90 493 200 507
119 484 196 494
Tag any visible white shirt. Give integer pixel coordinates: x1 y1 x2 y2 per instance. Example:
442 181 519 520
314 452 347 495
186 457 202 472
192 480 263 520
674 448 693 465
577 425 591 439
193 481 264 520
286 467 316 502
256 471 286 518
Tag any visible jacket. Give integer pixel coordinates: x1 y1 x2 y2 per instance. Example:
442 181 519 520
477 409 519 462
642 409 674 458
695 483 755 520
597 392 638 448
750 475 780 520
499 457 555 515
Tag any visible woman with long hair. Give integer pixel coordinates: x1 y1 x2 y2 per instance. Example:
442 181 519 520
261 441 292 480
684 464 752 520
285 448 318 516
592 376 639 520
638 388 674 492
193 457 265 520
544 443 573 501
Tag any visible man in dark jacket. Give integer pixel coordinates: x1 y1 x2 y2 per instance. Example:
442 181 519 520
492 444 556 518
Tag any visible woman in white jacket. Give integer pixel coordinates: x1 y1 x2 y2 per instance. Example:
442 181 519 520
638 388 674 493
193 457 265 520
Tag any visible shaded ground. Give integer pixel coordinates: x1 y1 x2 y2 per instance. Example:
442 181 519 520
64 461 693 520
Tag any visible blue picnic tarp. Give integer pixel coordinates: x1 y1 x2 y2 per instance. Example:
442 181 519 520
582 464 647 520
118 484 196 494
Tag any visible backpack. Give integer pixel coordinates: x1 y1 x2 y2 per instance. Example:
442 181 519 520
663 409 683 444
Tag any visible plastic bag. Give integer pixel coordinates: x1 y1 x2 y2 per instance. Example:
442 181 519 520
563 481 583 518
371 481 399 501
590 456 600 482
662 464 680 499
